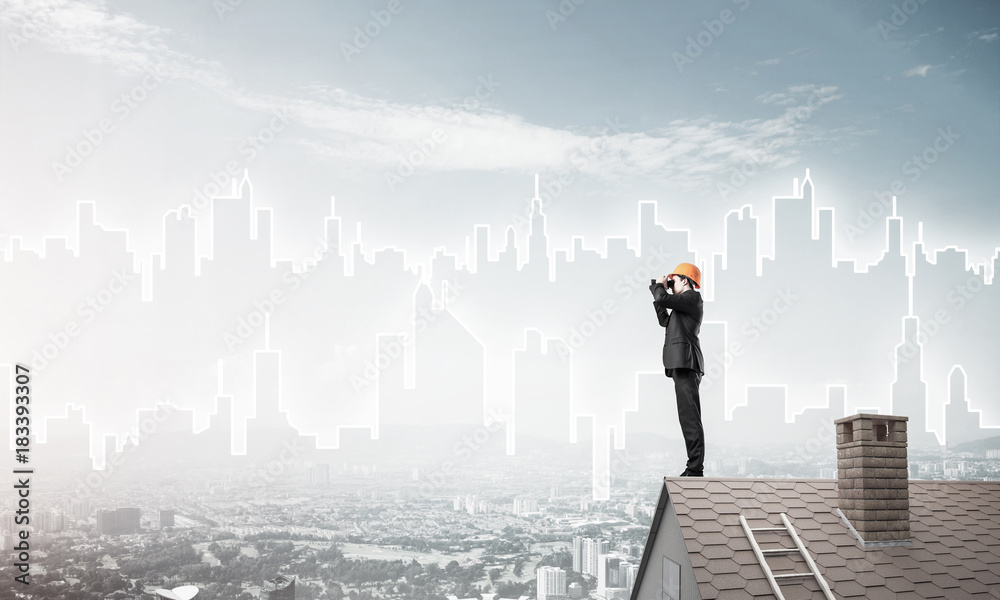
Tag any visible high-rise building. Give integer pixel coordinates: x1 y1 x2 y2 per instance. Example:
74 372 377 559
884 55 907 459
260 575 295 600
36 512 65 532
594 553 637 597
95 510 113 534
513 496 538 516
69 498 91 520
572 536 583 573
159 509 175 528
597 554 622 594
582 538 609 576
306 463 330 486
96 507 141 535
463 495 489 515
537 566 567 600
567 582 584 599
621 562 640 591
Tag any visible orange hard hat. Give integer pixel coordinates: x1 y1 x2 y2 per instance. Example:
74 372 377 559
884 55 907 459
669 262 701 289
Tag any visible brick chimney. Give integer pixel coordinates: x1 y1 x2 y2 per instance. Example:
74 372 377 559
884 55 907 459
835 413 910 545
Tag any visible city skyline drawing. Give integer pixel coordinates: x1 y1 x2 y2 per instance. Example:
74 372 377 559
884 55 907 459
2 168 997 499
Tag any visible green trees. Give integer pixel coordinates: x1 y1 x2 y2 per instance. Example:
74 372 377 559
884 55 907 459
497 579 533 598
482 539 526 555
512 557 526 577
537 549 573 570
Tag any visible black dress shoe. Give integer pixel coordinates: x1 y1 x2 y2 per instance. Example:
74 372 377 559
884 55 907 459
680 470 704 477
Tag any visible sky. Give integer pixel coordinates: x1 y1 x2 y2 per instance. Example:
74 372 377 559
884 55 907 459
1 0 997 274
2 1 999 496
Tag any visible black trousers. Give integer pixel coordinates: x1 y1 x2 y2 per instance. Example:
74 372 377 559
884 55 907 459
670 367 704 473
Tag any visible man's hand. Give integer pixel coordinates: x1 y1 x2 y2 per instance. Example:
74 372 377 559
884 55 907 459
657 275 670 287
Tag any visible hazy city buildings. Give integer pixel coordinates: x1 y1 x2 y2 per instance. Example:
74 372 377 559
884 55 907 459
159 509 175 528
536 565 567 600
513 496 539 516
259 574 295 600
307 463 331 486
96 507 141 535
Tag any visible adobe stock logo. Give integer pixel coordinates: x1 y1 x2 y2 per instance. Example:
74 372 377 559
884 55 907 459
672 0 752 73
702 288 799 391
511 117 627 235
6 3 57 54
351 278 467 394
51 65 167 182
384 75 500 191
213 0 248 21
74 404 176 497
876 0 929 41
545 0 589 31
846 126 959 243
182 110 292 220
555 246 674 362
223 235 334 353
341 0 405 63
418 408 505 498
889 273 987 367
31 268 137 372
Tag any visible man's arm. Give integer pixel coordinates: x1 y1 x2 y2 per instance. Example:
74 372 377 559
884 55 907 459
650 283 670 327
651 283 701 314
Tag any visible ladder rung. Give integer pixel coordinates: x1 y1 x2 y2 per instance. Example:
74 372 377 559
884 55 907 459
741 513 837 600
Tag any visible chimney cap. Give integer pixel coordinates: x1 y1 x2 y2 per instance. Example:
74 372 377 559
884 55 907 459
835 413 908 424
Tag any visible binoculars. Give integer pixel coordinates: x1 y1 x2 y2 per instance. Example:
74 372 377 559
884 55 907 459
652 278 676 289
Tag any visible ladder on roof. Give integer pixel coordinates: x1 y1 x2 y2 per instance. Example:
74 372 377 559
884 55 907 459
739 512 835 600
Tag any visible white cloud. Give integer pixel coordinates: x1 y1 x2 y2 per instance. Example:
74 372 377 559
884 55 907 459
0 0 861 194
756 58 782 66
0 0 231 86
967 27 998 42
756 92 795 105
904 65 932 77
757 84 840 106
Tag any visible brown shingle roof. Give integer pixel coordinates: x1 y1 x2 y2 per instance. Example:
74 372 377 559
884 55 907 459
631 477 1000 600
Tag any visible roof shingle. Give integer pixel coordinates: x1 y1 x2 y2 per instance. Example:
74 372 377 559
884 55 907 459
633 478 1000 600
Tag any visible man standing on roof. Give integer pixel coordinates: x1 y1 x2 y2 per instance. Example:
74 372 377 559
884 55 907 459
650 263 705 477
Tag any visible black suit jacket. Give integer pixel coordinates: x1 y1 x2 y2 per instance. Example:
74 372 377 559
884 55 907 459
650 283 704 376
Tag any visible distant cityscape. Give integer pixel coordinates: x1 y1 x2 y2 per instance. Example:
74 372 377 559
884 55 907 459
2 420 998 599
2 172 998 598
